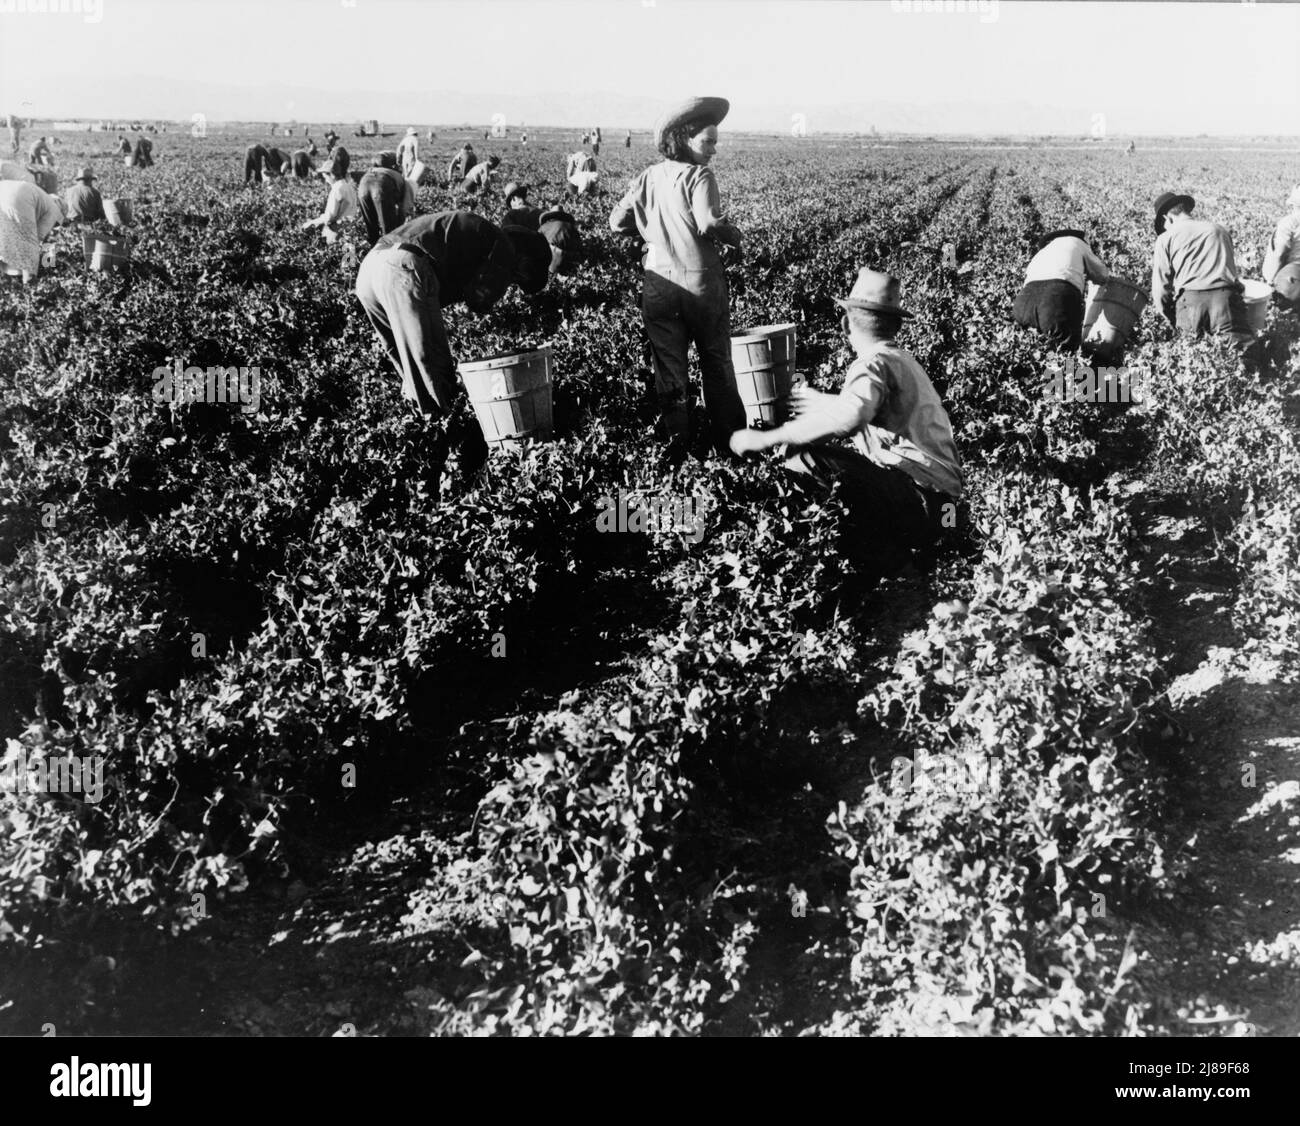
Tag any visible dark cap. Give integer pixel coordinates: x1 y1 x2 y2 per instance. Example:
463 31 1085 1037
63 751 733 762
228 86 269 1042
1153 191 1195 235
503 227 553 294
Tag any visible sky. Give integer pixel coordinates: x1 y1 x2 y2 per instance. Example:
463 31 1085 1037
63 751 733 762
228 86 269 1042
0 0 1297 134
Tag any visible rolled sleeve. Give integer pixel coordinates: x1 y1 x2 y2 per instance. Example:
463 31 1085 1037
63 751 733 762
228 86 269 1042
689 167 725 235
1082 244 1110 285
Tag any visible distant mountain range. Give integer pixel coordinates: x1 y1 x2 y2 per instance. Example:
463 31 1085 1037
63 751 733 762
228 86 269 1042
13 75 1297 137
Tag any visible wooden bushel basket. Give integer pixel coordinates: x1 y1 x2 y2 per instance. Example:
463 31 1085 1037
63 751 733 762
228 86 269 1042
460 347 554 449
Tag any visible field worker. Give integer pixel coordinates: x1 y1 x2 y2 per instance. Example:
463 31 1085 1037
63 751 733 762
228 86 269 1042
729 269 963 575
538 205 582 277
500 182 540 230
27 137 52 167
1011 228 1110 350
302 150 357 243
609 95 746 450
118 135 132 156
290 148 315 180
357 153 416 244
353 211 552 482
132 136 154 169
520 129 528 146
592 126 601 157
1151 191 1247 339
565 149 599 196
7 113 21 155
626 130 632 149
324 127 340 154
0 179 65 283
243 143 272 185
397 127 419 177
1262 185 1300 308
447 142 477 186
264 146 291 178
427 129 437 143
461 154 500 194
63 166 105 223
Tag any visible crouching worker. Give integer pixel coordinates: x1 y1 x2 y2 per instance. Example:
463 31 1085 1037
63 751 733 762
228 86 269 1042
1011 227 1110 350
1262 185 1300 310
302 149 356 243
729 269 963 578
353 210 554 492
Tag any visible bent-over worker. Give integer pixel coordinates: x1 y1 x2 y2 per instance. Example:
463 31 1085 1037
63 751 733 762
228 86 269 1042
1011 228 1110 350
1151 191 1247 339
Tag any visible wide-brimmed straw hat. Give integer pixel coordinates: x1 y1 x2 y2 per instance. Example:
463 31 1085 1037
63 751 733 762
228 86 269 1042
1035 228 1086 253
653 96 730 150
1153 191 1195 234
834 268 912 318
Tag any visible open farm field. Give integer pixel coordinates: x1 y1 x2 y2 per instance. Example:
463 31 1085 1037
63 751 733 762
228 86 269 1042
1 129 1298 1037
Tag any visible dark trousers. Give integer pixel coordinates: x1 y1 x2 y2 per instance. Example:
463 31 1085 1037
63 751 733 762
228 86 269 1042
641 267 746 447
1012 279 1085 350
1175 286 1248 337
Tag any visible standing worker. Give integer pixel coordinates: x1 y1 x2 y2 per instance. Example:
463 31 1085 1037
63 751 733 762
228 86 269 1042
0 179 64 283
352 210 553 488
592 125 601 156
625 129 632 149
1011 227 1111 350
609 96 745 453
397 127 420 177
1151 191 1247 339
1262 185 1300 309
62 166 105 223
7 113 21 156
357 152 416 244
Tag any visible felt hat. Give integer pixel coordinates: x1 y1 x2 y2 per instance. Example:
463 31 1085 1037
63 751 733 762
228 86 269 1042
1153 191 1195 234
1035 228 1085 253
653 96 730 150
834 268 912 318
503 227 553 294
74 166 96 183
503 181 528 205
538 207 576 228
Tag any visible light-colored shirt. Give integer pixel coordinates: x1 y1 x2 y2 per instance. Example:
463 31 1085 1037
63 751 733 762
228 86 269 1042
609 160 733 275
463 162 493 190
322 177 357 225
1024 235 1109 295
397 134 418 173
1262 211 1300 284
1152 218 1240 315
840 340 963 499
0 180 64 277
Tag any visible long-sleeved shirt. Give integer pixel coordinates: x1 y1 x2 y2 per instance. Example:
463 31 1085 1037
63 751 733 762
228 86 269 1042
0 180 63 278
1262 211 1300 283
63 182 105 223
840 341 963 499
609 159 738 275
290 150 314 179
1151 218 1240 317
376 210 515 308
1024 235 1109 295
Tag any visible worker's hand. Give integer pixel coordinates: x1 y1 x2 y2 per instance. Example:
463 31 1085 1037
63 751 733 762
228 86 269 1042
729 428 768 457
788 384 837 417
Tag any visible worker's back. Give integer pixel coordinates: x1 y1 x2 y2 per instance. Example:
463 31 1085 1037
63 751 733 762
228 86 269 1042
357 167 407 244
